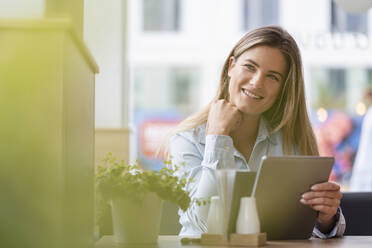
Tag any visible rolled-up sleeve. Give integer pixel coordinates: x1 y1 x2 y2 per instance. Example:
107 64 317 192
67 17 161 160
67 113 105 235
312 207 346 239
169 133 235 236
203 135 235 169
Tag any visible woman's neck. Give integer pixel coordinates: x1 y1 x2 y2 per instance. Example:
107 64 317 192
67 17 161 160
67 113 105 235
230 114 261 146
230 114 261 162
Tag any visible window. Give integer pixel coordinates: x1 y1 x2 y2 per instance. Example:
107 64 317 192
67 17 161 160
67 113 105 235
312 68 372 111
312 68 347 109
331 0 368 34
329 69 346 100
170 69 193 107
368 69 372 86
242 0 279 31
142 0 180 32
134 66 200 112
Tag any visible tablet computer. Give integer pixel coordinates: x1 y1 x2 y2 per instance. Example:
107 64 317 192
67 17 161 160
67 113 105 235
228 156 334 240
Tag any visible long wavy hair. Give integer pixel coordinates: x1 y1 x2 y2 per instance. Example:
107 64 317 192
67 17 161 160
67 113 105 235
167 26 319 156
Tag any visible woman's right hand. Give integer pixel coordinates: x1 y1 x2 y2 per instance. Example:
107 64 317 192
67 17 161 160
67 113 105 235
207 99 242 135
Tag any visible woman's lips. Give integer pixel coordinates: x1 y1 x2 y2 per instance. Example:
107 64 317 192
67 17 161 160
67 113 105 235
242 88 264 100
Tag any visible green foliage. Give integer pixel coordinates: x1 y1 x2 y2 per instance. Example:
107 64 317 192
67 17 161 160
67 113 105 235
95 153 191 227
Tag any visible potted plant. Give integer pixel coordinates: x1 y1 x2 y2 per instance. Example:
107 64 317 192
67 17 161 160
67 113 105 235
95 153 191 245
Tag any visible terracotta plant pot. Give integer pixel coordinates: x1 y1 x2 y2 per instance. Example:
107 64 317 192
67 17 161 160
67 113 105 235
111 192 163 245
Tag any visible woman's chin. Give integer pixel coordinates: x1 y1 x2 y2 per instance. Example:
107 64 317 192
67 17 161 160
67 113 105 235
238 107 263 117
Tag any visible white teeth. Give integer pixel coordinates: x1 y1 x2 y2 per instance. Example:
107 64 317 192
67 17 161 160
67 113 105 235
243 89 262 99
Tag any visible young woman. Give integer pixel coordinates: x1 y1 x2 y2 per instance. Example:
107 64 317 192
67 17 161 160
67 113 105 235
169 26 345 238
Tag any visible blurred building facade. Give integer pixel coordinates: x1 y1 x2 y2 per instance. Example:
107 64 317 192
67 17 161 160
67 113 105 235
127 0 372 186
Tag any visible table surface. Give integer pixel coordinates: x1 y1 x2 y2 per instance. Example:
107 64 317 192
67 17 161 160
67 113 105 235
95 235 372 248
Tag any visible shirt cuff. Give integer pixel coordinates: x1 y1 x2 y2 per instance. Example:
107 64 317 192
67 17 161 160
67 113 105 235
202 134 235 169
312 207 346 239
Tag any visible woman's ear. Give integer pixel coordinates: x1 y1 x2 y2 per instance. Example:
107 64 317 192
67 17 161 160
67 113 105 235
227 56 236 77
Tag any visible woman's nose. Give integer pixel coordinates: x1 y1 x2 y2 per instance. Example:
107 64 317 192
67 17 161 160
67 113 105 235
249 72 264 88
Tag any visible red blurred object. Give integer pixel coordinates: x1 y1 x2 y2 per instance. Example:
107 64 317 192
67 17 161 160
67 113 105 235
315 111 354 182
316 111 352 157
140 119 180 159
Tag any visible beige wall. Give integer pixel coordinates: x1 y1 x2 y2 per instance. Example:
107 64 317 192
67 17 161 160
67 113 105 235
95 128 130 167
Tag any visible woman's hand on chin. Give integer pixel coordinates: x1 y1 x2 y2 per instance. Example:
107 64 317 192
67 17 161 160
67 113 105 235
207 99 242 135
300 181 342 233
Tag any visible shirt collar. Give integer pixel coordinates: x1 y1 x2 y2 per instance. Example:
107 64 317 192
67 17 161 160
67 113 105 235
198 117 277 145
257 117 277 145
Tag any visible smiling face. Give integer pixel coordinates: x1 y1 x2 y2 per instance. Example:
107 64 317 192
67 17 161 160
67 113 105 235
227 45 288 117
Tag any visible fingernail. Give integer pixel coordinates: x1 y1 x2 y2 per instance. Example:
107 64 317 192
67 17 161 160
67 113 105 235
300 199 306 204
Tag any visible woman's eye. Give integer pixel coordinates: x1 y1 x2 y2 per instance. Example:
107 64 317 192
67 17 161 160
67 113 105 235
268 74 279 82
244 64 255 71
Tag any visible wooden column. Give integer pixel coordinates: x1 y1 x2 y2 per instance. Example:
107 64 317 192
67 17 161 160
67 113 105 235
0 19 98 248
45 0 84 39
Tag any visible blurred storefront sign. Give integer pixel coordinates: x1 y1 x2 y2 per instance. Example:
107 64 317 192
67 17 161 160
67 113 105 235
295 32 370 50
134 110 184 170
140 119 180 158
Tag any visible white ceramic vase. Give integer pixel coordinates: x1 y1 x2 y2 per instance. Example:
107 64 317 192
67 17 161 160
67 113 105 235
236 197 260 234
111 192 163 245
206 196 223 234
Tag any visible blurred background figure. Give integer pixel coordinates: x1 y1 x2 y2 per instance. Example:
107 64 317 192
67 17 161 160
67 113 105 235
349 87 372 191
316 111 356 183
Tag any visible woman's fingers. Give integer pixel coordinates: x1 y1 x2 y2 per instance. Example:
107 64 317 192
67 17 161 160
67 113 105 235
300 181 343 226
310 205 338 214
300 197 340 207
300 196 339 223
302 190 342 201
311 182 340 191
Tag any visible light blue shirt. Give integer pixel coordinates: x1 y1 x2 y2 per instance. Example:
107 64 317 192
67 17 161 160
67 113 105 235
350 107 372 191
170 118 345 239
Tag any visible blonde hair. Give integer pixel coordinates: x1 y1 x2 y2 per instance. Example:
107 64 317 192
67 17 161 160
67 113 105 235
167 26 318 156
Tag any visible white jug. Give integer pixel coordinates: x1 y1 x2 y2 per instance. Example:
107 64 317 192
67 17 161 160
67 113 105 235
206 196 223 234
236 197 260 234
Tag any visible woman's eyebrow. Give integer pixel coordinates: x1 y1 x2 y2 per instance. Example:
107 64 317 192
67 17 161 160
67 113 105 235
244 59 260 67
244 59 283 79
